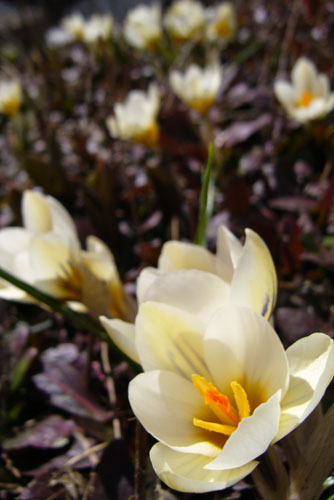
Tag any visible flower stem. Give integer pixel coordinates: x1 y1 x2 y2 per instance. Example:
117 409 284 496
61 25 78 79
251 445 289 500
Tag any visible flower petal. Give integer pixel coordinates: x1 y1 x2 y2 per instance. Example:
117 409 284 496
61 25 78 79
215 225 242 282
136 301 210 379
139 270 229 322
274 81 296 109
291 58 318 93
100 316 139 364
158 241 216 273
29 234 73 280
205 306 289 401
205 390 281 470
136 267 162 304
22 191 53 233
275 332 334 442
150 443 258 493
129 370 223 457
229 229 277 318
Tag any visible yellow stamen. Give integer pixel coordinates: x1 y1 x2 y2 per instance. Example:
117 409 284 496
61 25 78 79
215 20 230 38
297 90 313 107
193 417 236 436
192 374 238 426
231 381 250 420
192 375 252 436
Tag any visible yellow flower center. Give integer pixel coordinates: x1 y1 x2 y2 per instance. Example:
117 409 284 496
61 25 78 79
215 20 231 38
192 374 250 436
297 90 313 107
58 263 83 300
188 97 215 114
1 97 21 116
133 121 159 147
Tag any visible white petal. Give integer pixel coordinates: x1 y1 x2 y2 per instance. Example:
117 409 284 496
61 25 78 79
22 191 53 233
158 241 216 273
274 81 296 109
0 227 32 256
150 443 258 493
205 306 289 401
291 58 318 93
206 390 281 470
100 316 139 364
129 370 222 457
29 234 73 280
215 225 242 282
275 332 334 442
229 229 277 318
136 267 162 304
135 301 210 379
46 195 80 249
140 270 229 323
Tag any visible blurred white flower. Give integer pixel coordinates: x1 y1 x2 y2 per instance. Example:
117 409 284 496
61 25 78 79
0 190 135 320
205 3 237 43
124 3 162 51
170 64 223 113
84 14 113 43
61 13 86 42
274 57 334 123
128 304 334 492
106 83 160 147
61 12 113 44
164 0 205 42
101 225 277 363
46 27 73 48
0 78 22 116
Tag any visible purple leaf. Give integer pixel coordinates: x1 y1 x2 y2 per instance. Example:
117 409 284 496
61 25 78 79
3 415 74 450
215 114 272 147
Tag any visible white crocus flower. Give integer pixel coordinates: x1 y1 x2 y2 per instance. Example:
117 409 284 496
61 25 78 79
0 79 22 116
83 14 113 43
124 4 162 51
61 13 86 42
129 304 334 493
205 3 237 43
0 191 135 320
106 83 160 147
164 0 205 42
170 64 223 114
101 225 277 363
274 57 334 123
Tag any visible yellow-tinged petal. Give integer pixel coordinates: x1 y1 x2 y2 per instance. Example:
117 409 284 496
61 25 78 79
136 301 210 379
100 317 139 364
129 370 223 457
229 228 277 318
150 443 259 493
275 332 334 442
22 191 53 233
158 240 216 273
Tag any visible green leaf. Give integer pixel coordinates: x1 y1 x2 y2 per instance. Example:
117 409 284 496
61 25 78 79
194 143 215 246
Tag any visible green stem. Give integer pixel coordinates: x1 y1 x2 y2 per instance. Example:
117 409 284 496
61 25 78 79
194 143 215 246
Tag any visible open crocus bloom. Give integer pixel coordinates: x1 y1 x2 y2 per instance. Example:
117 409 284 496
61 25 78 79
124 4 162 51
61 13 86 42
205 3 237 43
274 57 334 123
106 83 160 147
129 304 334 492
0 190 135 320
164 0 205 42
170 64 223 114
83 14 113 43
101 225 277 363
0 79 22 116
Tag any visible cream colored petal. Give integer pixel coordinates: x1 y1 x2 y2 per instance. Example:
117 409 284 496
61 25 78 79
215 225 242 282
206 390 281 470
140 270 230 323
229 229 277 318
0 228 32 256
290 97 332 123
205 306 289 400
46 195 79 248
158 240 216 273
22 191 53 233
275 332 334 442
136 301 210 379
29 234 73 280
129 370 222 457
100 316 139 364
136 267 162 304
84 235 120 283
150 443 258 493
274 81 296 109
291 58 318 93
